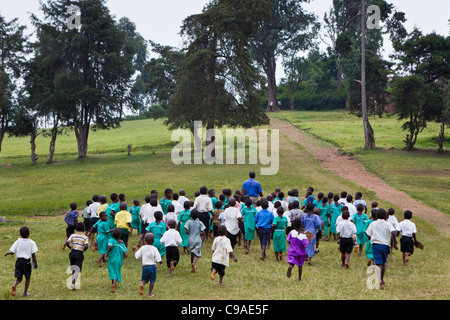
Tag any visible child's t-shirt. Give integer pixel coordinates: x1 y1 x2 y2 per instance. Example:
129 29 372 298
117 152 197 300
164 212 178 224
211 209 224 226
396 220 417 237
65 210 78 225
67 231 89 251
9 238 38 260
366 220 396 246
160 229 182 247
211 236 233 267
135 245 161 266
115 210 132 229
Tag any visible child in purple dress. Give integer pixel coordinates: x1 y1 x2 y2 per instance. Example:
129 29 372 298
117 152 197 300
286 218 310 282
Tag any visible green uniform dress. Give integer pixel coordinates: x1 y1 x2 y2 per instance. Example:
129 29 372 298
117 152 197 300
318 204 332 236
184 218 205 257
178 210 191 248
241 207 257 241
352 212 369 245
330 203 343 234
105 202 120 229
146 221 167 257
159 198 172 215
94 220 110 254
365 219 374 260
129 206 141 231
272 216 288 252
107 238 127 282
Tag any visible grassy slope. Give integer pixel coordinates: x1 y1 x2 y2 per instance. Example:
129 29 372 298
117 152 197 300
271 110 450 215
0 114 449 300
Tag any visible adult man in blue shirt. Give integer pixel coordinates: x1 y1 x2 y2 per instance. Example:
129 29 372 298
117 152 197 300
242 172 263 204
254 200 273 260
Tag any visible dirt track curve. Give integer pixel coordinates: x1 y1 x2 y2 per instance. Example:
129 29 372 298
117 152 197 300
270 116 450 237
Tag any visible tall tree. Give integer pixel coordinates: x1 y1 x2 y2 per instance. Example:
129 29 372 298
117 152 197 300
32 0 140 158
251 0 316 112
0 15 28 153
166 0 272 155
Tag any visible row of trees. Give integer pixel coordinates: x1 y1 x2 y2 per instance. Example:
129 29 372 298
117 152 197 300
0 0 448 164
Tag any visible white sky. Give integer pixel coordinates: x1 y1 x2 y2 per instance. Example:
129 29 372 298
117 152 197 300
1 0 449 81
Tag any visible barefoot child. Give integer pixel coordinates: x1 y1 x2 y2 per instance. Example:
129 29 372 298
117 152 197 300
5 226 38 297
336 211 356 269
133 233 162 297
241 198 257 254
351 204 369 256
106 228 128 293
396 210 419 266
272 206 288 262
146 211 167 258
178 201 192 254
89 211 111 267
365 208 398 290
254 200 274 261
184 209 206 273
160 219 182 275
210 225 238 285
301 203 323 265
286 218 309 282
114 202 132 247
64 222 89 290
130 199 141 237
330 194 342 241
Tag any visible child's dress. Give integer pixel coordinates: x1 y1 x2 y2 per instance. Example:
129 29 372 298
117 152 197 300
272 216 288 252
178 210 191 248
318 204 331 236
301 213 322 258
107 238 127 282
352 213 369 245
365 219 374 260
130 206 141 231
241 207 257 241
94 220 110 254
286 230 309 266
146 221 167 257
330 203 342 234
184 218 205 257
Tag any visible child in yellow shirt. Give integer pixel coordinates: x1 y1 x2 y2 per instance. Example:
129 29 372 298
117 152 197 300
115 202 132 247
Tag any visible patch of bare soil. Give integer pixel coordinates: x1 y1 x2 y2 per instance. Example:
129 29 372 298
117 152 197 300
270 117 450 237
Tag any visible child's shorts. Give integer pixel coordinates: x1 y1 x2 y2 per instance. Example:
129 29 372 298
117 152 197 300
15 258 32 280
257 228 271 246
66 224 76 238
400 236 414 254
339 237 354 254
142 265 157 283
373 243 390 265
211 262 226 276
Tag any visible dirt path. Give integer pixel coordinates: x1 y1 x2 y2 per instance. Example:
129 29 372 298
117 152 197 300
270 116 450 237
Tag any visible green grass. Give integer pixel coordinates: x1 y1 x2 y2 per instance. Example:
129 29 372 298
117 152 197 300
0 113 449 300
271 110 450 215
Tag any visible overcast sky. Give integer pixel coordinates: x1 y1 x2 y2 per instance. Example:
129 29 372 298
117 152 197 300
1 0 449 80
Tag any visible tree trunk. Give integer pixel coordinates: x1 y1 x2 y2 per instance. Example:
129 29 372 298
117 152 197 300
30 129 38 165
74 124 89 158
438 122 445 153
361 0 376 149
205 122 215 160
266 50 278 112
47 125 58 164
336 60 343 92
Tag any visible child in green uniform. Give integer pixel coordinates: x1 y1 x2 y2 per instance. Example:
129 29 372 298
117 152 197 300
330 194 343 241
89 211 111 267
272 207 288 262
177 201 191 254
365 209 377 265
146 211 167 258
105 193 120 229
130 199 141 236
241 198 257 254
106 228 128 293
160 188 173 215
351 204 369 256
318 197 332 241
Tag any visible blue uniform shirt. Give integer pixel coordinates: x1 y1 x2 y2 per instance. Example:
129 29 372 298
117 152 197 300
242 178 262 197
254 209 274 229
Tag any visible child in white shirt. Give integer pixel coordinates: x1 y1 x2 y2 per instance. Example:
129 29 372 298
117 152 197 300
133 233 162 297
210 225 238 284
5 226 38 297
396 210 419 266
160 220 182 275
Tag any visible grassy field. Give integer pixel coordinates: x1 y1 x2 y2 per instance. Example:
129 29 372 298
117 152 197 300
271 110 450 215
0 112 449 300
